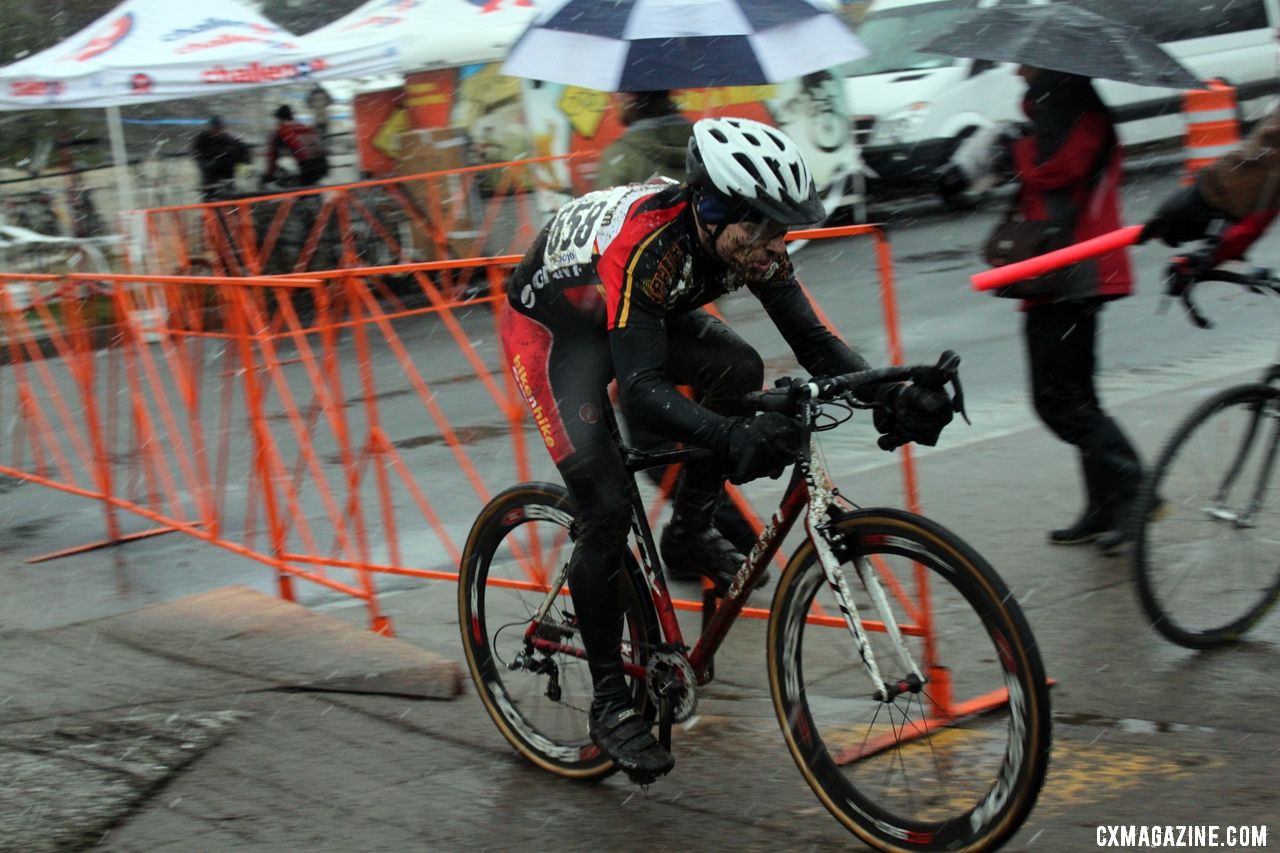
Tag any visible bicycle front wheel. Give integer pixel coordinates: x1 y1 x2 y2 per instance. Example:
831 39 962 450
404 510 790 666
768 509 1051 852
1134 383 1280 648
458 482 660 779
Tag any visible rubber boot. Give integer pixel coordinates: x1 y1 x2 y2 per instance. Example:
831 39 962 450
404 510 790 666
1048 454 1114 545
1095 451 1144 556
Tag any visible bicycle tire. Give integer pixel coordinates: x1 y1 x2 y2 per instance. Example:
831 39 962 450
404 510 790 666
1133 383 1280 648
767 509 1051 852
458 482 660 779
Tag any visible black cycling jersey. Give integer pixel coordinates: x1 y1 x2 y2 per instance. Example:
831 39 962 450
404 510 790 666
506 180 869 456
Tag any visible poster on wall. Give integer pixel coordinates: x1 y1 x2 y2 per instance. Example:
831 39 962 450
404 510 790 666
521 72 858 212
353 61 859 216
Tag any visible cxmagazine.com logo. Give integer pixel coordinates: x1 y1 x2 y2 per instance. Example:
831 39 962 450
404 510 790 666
1097 825 1269 848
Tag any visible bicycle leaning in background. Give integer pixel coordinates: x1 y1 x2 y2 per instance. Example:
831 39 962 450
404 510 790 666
1131 249 1280 648
459 352 1052 852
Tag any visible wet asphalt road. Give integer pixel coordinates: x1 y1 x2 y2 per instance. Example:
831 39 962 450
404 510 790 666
1 165 1278 850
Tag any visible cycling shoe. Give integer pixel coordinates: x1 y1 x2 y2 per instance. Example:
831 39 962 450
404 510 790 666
660 522 769 593
588 705 674 785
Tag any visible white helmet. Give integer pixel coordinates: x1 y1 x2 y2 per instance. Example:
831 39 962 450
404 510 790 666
686 117 824 225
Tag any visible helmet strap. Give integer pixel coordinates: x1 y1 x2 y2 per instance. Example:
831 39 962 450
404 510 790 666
691 189 734 254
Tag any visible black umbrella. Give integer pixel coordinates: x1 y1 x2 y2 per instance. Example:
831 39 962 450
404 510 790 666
915 4 1201 90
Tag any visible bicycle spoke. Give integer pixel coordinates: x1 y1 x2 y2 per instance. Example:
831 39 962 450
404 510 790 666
1135 385 1280 647
461 484 659 779
770 510 1049 850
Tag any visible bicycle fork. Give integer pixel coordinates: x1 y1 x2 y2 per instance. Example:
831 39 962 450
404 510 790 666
806 471 926 704
1208 399 1280 528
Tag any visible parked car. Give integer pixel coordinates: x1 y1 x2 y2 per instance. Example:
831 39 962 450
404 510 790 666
843 0 1280 207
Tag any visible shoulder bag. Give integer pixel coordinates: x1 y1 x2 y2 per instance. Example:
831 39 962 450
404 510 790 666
982 145 1115 300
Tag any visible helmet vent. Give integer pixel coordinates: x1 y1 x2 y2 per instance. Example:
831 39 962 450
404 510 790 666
732 152 764 185
767 159 788 189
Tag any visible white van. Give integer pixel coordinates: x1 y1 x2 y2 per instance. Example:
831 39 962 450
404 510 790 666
1083 0 1280 145
844 0 1280 206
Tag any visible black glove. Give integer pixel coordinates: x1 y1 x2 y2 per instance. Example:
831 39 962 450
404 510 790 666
715 413 803 485
1166 245 1220 298
991 123 1027 178
1139 184 1226 247
872 384 953 451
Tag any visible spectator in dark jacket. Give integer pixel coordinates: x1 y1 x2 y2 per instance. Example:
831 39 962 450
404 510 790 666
594 91 692 189
190 116 250 198
265 104 329 187
1006 67 1143 554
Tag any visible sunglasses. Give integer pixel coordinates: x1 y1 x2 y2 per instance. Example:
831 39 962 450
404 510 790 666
697 195 789 240
741 217 790 244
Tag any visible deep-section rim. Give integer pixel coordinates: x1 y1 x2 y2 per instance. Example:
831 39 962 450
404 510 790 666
766 508 1051 852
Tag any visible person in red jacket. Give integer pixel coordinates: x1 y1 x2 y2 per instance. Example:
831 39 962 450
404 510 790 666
264 104 329 187
1006 66 1143 554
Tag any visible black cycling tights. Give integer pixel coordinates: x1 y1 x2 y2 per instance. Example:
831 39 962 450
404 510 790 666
542 313 764 692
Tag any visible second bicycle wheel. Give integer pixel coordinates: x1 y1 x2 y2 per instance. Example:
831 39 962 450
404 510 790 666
1134 383 1280 648
458 482 660 779
768 509 1051 852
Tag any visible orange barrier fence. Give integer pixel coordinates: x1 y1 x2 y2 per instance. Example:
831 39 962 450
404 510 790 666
1182 79 1240 185
138 155 570 295
0 225 921 639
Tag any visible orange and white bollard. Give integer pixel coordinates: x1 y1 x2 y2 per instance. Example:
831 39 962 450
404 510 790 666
1182 79 1240 185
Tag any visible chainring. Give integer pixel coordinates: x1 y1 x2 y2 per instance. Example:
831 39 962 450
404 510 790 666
645 651 697 723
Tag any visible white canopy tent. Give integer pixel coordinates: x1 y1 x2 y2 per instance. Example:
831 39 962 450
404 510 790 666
0 0 403 217
302 0 539 72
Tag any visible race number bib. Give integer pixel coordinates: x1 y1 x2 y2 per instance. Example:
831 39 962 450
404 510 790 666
542 182 669 274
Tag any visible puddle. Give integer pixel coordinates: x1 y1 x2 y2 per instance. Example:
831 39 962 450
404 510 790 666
0 475 29 495
322 423 510 464
1055 711 1217 735
0 517 53 553
897 248 974 264
392 423 510 450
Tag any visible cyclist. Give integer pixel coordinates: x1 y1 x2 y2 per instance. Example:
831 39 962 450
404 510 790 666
499 116 954 782
1141 107 1280 262
264 105 329 188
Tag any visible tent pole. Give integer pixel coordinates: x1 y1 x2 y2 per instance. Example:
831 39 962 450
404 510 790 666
105 104 144 267
105 104 137 214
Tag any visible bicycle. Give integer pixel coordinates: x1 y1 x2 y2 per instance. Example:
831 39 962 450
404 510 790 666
458 352 1052 852
1131 251 1280 648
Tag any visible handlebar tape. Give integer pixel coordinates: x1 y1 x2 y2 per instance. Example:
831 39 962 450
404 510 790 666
971 225 1143 292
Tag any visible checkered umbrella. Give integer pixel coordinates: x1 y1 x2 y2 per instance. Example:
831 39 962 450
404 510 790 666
502 0 867 91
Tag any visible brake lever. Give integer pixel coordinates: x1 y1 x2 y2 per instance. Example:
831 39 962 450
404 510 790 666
908 350 971 426
949 370 971 425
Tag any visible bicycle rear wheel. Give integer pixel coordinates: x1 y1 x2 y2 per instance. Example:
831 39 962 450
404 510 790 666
1133 383 1280 648
458 482 659 779
768 509 1050 852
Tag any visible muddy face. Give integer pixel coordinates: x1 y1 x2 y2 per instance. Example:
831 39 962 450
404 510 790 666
712 221 790 283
